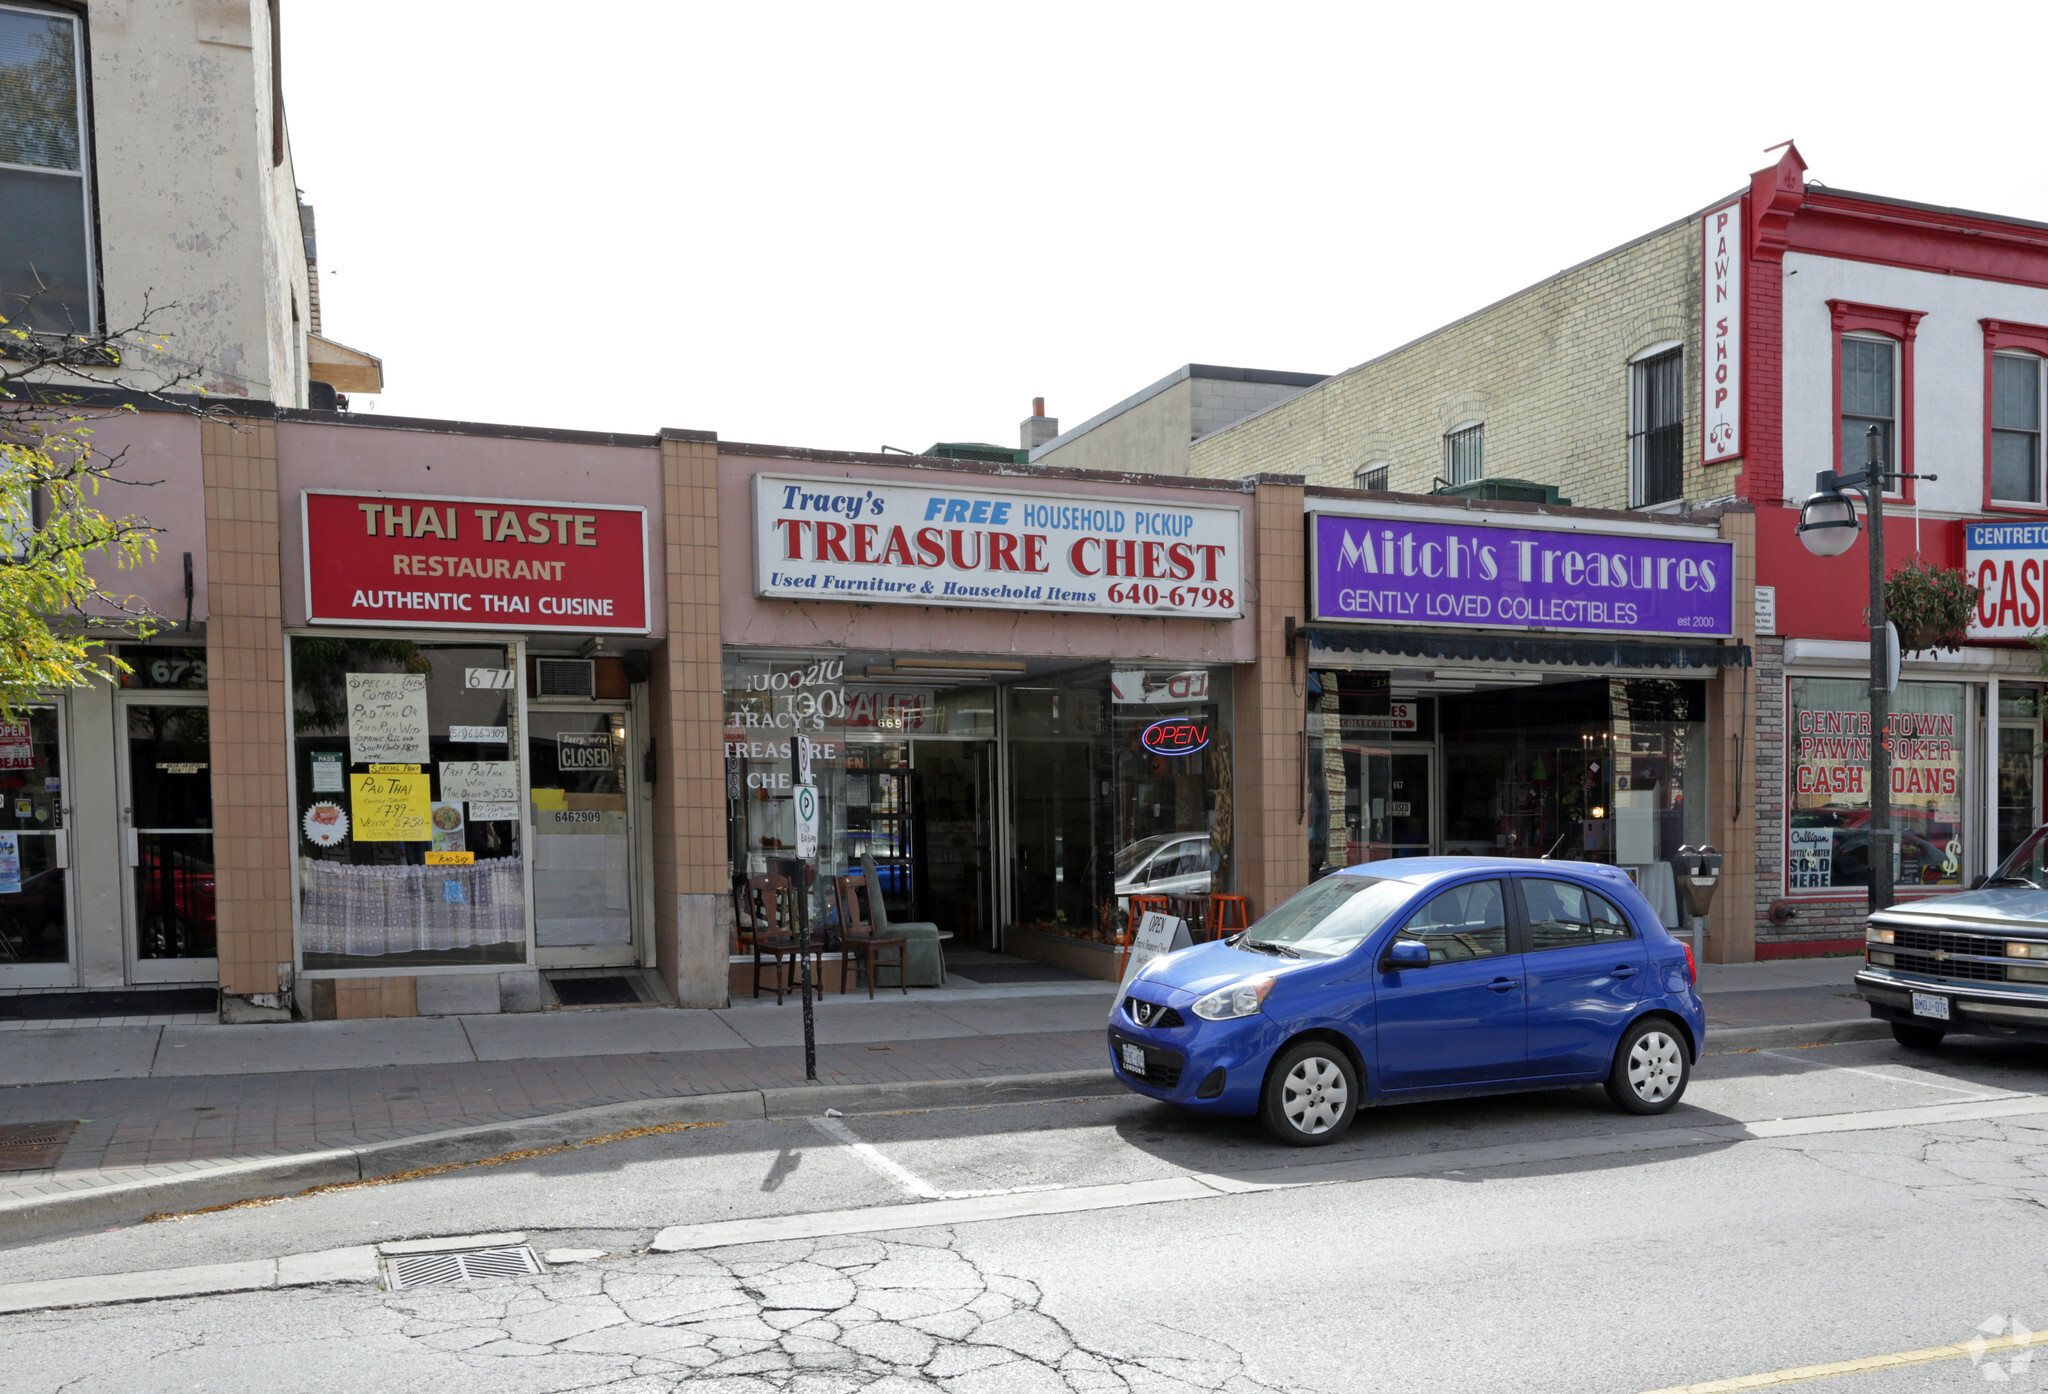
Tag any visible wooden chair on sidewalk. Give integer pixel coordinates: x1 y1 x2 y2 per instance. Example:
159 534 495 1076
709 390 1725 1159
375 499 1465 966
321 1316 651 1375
746 873 823 1006
835 873 908 1000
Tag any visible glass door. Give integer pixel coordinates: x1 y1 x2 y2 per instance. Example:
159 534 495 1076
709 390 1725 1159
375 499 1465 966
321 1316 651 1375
119 695 216 982
910 739 995 949
528 706 637 967
1998 687 2043 865
0 704 72 986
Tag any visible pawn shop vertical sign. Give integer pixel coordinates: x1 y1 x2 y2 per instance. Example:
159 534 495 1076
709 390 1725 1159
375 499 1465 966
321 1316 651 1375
793 782 819 859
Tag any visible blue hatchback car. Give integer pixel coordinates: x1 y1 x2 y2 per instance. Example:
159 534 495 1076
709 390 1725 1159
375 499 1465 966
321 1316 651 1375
1109 858 1705 1145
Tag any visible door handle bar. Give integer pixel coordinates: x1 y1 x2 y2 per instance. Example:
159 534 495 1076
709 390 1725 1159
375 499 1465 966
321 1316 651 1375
1487 977 1519 992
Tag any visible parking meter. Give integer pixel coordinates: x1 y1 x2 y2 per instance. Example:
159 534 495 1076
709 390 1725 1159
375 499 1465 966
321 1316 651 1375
1673 845 1722 963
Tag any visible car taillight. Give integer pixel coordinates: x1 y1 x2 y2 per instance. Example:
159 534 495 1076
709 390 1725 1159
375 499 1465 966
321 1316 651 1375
1682 942 1696 985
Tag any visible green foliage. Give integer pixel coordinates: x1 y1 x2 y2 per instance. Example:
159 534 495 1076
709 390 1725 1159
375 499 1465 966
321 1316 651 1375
1879 559 1980 653
0 296 195 715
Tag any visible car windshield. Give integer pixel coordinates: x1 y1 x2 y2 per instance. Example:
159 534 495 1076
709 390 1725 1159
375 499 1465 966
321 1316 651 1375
1114 836 1174 877
1991 827 2048 887
1238 874 1415 959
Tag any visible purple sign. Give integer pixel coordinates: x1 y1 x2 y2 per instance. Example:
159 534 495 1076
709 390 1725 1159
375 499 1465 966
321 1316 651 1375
1310 513 1734 638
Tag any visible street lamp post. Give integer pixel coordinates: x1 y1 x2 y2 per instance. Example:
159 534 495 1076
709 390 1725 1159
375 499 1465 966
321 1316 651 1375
1794 424 1934 912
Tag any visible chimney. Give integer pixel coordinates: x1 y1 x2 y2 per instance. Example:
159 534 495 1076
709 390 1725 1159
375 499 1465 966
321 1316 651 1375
1020 396 1059 452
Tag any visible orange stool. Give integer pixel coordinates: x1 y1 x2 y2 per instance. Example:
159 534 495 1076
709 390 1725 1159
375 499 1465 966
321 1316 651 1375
1208 894 1252 938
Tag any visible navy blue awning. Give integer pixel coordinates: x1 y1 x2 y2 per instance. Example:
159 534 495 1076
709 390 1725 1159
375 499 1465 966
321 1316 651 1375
1303 626 1750 671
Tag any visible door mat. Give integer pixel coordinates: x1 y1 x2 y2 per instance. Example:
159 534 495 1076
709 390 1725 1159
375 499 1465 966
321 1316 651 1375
548 976 643 1007
0 988 218 1021
0 1120 79 1172
949 962 1091 984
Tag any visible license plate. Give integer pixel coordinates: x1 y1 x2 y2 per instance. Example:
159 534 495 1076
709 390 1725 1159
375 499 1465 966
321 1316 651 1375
1120 1043 1146 1076
1911 991 1951 1021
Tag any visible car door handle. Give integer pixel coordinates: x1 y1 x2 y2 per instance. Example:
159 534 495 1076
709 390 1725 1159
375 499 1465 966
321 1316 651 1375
1487 977 1520 993
1611 965 1637 978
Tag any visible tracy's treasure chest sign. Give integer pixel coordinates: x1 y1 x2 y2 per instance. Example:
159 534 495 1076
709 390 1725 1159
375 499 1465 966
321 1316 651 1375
1310 511 1735 638
754 473 1244 618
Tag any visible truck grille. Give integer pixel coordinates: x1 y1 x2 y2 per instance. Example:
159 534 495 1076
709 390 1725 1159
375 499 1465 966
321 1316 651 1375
1890 926 2009 983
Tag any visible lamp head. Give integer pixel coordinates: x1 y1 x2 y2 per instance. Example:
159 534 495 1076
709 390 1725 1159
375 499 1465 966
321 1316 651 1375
1796 486 1860 558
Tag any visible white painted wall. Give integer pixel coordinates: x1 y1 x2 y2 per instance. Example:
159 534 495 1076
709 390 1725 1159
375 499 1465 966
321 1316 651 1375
76 0 310 404
1781 251 2048 514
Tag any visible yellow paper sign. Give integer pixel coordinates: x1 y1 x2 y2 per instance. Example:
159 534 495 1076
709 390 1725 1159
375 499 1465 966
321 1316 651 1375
530 787 568 812
350 770 432 842
368 763 420 773
425 850 475 865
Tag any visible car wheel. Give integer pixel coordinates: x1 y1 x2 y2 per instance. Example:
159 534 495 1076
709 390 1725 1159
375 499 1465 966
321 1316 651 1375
1605 1019 1690 1115
1891 1021 1946 1050
1259 1040 1359 1146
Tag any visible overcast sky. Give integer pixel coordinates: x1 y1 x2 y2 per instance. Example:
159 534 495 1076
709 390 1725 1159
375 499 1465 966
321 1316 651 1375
285 1 2048 455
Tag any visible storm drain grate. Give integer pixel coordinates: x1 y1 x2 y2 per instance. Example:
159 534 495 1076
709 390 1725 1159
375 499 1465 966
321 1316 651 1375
0 1119 79 1173
386 1245 544 1289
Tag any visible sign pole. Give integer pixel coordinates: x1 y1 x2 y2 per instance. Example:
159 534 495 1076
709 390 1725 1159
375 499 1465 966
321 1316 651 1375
792 737 818 1082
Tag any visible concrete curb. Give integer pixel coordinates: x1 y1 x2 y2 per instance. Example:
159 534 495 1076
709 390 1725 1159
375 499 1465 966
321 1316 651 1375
0 1070 1120 1247
1703 1018 1891 1053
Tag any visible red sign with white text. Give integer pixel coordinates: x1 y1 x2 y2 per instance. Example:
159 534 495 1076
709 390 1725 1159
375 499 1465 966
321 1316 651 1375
303 491 649 633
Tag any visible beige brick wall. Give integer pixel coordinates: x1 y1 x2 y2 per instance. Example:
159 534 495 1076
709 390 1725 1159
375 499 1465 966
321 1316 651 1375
1033 378 1198 477
1191 218 1724 510
1232 477 1310 920
652 432 729 1007
202 416 310 1006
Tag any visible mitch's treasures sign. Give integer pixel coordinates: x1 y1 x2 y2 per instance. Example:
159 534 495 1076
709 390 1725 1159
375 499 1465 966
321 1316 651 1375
1310 512 1735 638
303 491 650 633
753 474 1244 618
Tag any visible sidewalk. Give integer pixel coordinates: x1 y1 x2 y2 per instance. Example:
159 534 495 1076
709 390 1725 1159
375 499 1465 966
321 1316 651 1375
0 956 1874 1240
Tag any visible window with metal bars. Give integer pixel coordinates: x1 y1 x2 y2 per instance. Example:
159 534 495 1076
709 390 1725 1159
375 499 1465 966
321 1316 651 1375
1992 352 2044 505
1629 349 1684 507
1356 462 1390 492
1443 425 1483 486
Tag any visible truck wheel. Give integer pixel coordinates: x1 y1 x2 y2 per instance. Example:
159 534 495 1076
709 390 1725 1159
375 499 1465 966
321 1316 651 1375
1605 1018 1690 1115
1891 1022 1946 1050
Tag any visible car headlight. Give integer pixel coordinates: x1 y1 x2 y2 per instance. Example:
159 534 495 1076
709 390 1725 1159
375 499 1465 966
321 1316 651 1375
1190 975 1275 1021
1867 926 1895 945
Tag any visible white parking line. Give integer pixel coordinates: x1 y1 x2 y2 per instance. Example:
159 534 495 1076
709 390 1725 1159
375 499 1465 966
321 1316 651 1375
1758 1050 2024 1100
808 1115 1059 1202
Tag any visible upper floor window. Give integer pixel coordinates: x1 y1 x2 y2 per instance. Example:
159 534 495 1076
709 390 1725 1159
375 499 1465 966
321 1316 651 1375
1355 461 1390 492
1444 424 1483 487
1840 334 1897 477
1992 352 2045 506
1629 347 1684 507
0 2 94 335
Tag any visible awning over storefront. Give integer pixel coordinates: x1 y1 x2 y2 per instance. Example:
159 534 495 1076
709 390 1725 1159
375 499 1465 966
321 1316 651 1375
1304 626 1751 671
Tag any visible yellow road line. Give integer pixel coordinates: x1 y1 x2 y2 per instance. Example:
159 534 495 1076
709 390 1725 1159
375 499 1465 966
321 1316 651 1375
1642 1328 2034 1392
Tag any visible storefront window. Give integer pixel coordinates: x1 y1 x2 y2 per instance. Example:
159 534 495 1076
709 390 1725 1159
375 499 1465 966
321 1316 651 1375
1010 665 1233 942
291 636 527 970
0 707 66 964
1788 677 1967 894
1309 674 1436 878
722 651 1234 953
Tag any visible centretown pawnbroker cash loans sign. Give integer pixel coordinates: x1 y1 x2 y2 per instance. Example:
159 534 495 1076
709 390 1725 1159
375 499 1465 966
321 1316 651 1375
753 473 1245 618
1310 512 1734 638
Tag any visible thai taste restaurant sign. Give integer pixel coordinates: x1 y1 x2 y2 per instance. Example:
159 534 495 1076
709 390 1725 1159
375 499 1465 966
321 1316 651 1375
1966 520 2048 639
1310 512 1734 638
303 491 649 633
753 473 1244 618
1700 199 1742 465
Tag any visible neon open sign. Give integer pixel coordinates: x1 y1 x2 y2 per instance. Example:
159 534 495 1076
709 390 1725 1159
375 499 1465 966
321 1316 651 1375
1141 719 1210 757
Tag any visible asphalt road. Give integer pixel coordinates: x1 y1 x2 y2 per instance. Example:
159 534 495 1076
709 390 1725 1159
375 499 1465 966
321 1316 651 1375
8 1034 2048 1392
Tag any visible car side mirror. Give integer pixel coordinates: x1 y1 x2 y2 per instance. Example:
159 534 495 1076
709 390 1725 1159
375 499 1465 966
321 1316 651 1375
1386 940 1429 969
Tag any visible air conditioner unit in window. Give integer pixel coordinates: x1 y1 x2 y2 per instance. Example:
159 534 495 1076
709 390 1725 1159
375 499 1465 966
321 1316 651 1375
535 658 596 699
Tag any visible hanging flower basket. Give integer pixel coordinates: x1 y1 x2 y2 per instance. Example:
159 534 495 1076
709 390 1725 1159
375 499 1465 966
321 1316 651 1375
1874 560 1980 653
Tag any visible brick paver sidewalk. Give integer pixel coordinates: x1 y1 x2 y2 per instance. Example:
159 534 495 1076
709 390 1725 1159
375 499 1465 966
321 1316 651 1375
0 1029 1107 1193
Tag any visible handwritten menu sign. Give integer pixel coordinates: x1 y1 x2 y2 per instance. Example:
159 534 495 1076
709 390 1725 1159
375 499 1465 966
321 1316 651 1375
439 760 519 803
350 769 432 842
346 673 429 764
